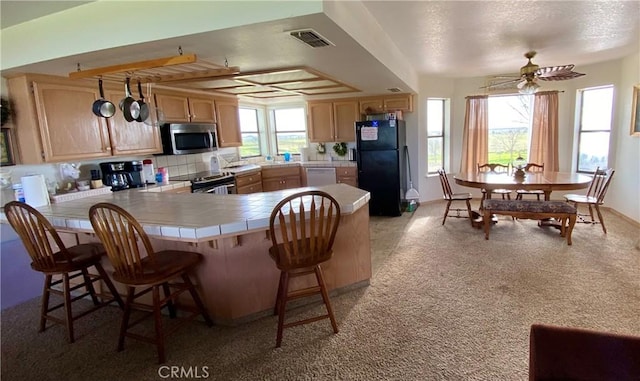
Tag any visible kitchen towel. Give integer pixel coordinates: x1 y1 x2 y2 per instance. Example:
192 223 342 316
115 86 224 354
20 174 50 207
213 185 228 195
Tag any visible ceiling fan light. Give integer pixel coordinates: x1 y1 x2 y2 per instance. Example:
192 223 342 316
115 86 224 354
519 81 539 95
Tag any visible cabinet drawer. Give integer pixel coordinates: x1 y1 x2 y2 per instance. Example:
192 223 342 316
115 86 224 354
237 183 263 194
336 177 357 187
235 171 262 187
336 167 357 177
261 166 300 179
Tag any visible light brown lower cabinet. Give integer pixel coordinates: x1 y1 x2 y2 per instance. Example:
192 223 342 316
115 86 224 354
235 171 263 194
261 167 302 191
336 166 358 187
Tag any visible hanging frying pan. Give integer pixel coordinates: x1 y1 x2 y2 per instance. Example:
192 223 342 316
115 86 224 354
92 79 115 118
119 77 140 122
136 80 150 123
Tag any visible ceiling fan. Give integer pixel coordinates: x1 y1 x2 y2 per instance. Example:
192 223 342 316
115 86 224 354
484 51 585 94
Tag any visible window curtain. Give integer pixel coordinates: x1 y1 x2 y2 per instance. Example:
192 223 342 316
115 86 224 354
460 95 488 173
529 91 559 171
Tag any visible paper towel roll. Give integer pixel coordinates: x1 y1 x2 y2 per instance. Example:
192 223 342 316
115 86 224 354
299 147 309 162
21 174 50 207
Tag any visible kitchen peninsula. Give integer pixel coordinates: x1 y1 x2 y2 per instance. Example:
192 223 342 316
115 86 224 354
2 184 371 325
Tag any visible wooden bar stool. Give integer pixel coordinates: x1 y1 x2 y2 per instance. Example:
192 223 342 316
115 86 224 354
89 202 213 364
3 201 124 343
268 190 341 348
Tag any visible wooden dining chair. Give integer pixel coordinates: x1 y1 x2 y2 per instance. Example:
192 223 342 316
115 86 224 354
268 190 340 348
89 202 213 363
477 163 512 203
437 169 474 226
563 168 615 234
3 201 123 343
516 163 545 200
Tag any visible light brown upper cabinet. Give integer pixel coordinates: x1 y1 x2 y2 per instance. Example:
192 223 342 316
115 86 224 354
214 97 242 147
154 92 216 123
6 74 162 164
359 94 413 114
333 100 359 142
103 88 162 156
307 99 358 143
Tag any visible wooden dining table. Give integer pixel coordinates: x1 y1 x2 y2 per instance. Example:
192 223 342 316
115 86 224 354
453 171 593 229
453 171 593 201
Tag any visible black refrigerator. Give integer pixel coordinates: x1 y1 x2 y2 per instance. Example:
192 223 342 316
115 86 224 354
356 119 406 216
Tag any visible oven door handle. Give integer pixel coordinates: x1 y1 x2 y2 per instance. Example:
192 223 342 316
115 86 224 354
203 184 236 194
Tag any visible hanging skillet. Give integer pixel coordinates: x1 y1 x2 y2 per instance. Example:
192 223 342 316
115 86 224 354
92 79 115 118
135 80 150 123
119 77 140 122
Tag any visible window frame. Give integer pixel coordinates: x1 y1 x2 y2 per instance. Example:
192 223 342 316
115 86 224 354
487 93 533 166
575 85 614 174
238 106 263 158
426 98 446 174
267 104 307 156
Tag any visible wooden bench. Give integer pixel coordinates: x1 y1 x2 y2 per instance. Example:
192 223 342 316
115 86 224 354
483 199 577 245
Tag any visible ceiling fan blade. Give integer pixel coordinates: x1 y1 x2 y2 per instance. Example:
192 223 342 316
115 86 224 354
536 64 578 77
537 71 586 81
481 77 523 89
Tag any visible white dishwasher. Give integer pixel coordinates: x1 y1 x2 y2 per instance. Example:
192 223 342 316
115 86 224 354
305 168 337 186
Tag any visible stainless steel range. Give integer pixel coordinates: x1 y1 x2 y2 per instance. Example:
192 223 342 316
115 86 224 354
170 171 236 194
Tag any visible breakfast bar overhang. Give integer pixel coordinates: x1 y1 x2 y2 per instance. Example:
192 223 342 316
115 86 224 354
1 184 372 325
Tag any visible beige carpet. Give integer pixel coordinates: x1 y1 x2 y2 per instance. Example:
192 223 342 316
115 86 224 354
2 201 639 380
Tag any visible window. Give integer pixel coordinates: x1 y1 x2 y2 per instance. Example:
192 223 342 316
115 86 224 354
271 107 306 155
576 86 613 172
238 107 261 157
488 94 533 166
426 98 445 173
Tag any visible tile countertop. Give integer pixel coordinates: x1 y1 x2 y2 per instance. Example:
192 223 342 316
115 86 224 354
1 184 370 243
228 161 357 173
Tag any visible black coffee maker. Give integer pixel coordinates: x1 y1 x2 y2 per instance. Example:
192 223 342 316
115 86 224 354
100 161 145 191
124 161 145 188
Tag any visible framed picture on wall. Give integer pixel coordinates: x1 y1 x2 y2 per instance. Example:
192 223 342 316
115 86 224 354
631 84 640 137
1 128 14 166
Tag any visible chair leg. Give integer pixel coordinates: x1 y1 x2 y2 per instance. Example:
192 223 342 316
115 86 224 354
162 282 177 318
588 204 595 222
81 268 100 306
40 275 53 333
594 204 607 234
442 200 452 225
181 274 213 326
274 272 285 316
275 272 290 348
516 193 522 200
62 273 74 343
118 287 135 352
152 286 166 364
465 200 473 226
93 263 124 309
315 265 338 334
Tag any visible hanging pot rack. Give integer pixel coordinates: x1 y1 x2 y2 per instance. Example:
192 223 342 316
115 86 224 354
68 53 240 84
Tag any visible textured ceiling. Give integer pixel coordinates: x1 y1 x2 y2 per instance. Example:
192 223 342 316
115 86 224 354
361 0 640 78
1 1 638 98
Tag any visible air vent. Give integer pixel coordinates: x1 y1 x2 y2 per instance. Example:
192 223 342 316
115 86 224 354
387 87 402 93
289 29 334 48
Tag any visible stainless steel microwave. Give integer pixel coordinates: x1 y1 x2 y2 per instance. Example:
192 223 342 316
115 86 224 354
160 123 217 155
